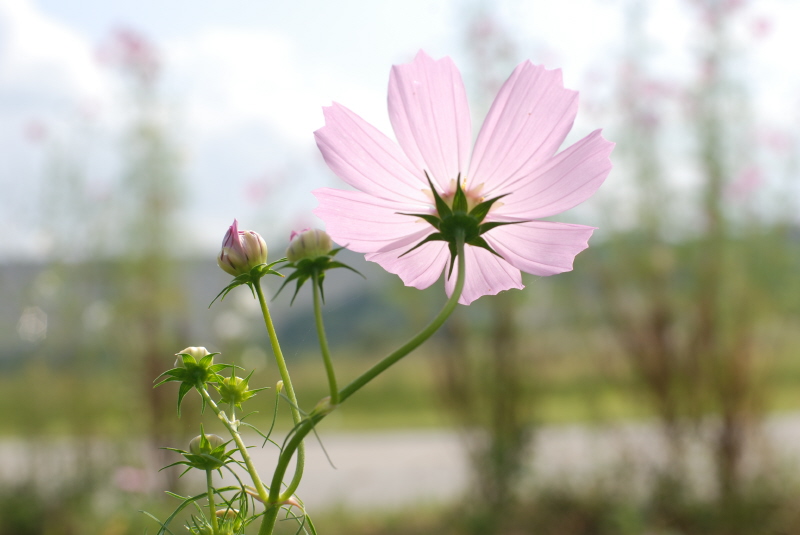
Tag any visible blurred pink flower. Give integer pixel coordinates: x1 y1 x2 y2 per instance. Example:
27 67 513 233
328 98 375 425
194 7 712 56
728 165 763 199
113 466 149 493
313 51 614 305
97 27 160 82
23 120 47 144
750 16 773 40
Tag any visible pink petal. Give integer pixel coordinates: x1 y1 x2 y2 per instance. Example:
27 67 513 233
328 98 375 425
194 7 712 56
313 188 433 254
366 241 449 290
444 246 523 305
468 62 578 192
492 129 614 220
388 51 472 190
485 221 596 276
314 103 428 203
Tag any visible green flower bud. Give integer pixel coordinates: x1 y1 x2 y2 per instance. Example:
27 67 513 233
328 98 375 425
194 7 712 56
189 433 225 455
286 228 333 262
162 425 234 472
216 508 238 519
179 346 210 361
215 371 266 410
156 348 233 416
276 228 362 304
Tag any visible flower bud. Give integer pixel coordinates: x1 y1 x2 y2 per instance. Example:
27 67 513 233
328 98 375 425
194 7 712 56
286 228 333 262
189 433 226 455
178 346 210 360
215 373 265 409
217 219 268 276
216 508 238 519
175 346 210 367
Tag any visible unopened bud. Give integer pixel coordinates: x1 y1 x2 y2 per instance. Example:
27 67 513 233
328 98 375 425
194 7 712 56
177 347 210 360
189 433 225 455
217 219 268 276
286 228 333 262
216 508 238 519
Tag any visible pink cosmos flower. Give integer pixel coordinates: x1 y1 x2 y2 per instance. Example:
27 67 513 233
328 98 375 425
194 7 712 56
313 51 614 305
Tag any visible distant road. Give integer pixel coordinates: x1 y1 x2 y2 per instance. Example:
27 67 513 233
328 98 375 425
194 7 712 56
2 414 798 512
238 413 800 510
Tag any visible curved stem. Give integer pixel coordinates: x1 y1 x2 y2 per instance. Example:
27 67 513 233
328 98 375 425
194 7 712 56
312 269 339 405
206 469 219 534
261 233 467 535
339 232 466 403
254 282 305 496
197 386 268 503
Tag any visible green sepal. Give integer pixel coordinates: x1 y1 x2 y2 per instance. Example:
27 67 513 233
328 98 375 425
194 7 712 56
399 172 527 272
451 173 469 213
398 232 448 258
215 369 269 410
159 447 237 474
209 259 287 308
397 212 442 230
154 351 236 416
177 382 192 416
447 241 458 278
275 250 364 306
466 235 503 258
478 220 523 234
424 171 453 219
469 193 510 222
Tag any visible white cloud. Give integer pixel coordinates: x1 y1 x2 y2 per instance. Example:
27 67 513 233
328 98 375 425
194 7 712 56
0 0 118 260
165 28 387 146
0 0 111 104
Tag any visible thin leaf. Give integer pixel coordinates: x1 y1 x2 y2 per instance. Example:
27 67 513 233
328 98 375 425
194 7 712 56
467 235 503 258
451 174 468 213
424 171 452 218
469 193 511 222
177 382 192 416
478 220 525 235
398 232 447 258
397 212 442 229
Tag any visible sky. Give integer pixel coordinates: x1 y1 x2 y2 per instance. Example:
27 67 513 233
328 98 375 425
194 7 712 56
1 0 798 261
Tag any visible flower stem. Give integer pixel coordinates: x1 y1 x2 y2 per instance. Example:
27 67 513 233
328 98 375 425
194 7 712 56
206 469 219 534
253 282 305 494
197 386 268 503
312 269 339 405
259 233 467 535
339 231 466 403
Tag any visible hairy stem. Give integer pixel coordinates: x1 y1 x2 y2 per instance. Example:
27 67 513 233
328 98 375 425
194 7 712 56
206 469 219 534
197 386 268 503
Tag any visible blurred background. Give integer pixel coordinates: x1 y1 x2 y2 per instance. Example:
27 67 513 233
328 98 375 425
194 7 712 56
2 0 800 533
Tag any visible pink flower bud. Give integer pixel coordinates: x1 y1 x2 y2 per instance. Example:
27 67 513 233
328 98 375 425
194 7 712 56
286 228 333 262
217 219 268 276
